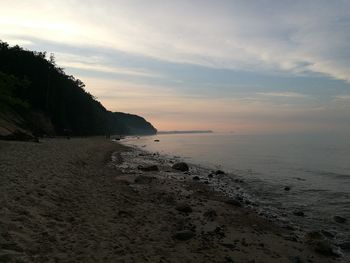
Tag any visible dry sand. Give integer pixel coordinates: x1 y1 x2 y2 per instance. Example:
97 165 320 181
0 138 346 262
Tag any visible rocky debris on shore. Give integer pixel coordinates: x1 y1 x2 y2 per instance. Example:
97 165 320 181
214 170 225 175
305 231 340 257
175 203 193 213
134 175 156 184
203 209 217 221
339 241 350 252
172 230 195 241
293 211 305 217
172 162 189 172
313 240 339 257
333 215 347 224
224 198 243 207
137 164 159 172
284 186 291 191
192 176 200 181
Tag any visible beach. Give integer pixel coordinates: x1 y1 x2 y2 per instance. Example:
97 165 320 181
0 138 346 262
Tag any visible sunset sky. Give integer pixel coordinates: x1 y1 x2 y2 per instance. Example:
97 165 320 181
1 0 350 134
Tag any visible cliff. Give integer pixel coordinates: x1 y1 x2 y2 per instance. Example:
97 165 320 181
0 41 157 140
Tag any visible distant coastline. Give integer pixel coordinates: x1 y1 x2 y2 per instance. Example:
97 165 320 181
157 130 213 135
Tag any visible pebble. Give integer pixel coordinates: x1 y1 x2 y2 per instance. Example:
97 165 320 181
339 241 350 252
333 215 347 224
172 162 189 172
137 165 159 172
293 211 305 217
306 231 324 240
313 240 337 256
225 199 242 207
134 175 155 184
172 230 195 241
290 256 302 263
175 203 193 213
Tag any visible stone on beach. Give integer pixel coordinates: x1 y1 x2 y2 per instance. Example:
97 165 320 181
225 199 242 207
293 211 305 217
175 203 193 213
172 230 195 241
339 241 350 252
172 162 189 172
134 175 156 184
137 165 159 172
214 170 225 175
313 240 338 256
333 215 347 224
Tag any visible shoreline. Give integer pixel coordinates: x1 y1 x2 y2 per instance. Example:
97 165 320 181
0 137 346 262
123 134 350 253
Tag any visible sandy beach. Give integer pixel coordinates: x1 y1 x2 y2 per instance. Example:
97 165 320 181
0 138 346 262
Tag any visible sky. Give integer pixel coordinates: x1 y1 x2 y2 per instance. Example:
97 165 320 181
1 0 350 134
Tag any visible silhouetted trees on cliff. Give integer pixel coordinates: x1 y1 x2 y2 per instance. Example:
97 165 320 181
0 41 157 136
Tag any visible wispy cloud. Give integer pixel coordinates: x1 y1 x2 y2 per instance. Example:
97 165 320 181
333 94 350 100
2 1 350 82
54 53 163 78
257 92 308 98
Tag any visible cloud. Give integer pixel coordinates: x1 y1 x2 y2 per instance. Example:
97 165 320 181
333 94 350 100
1 0 350 82
256 92 308 98
56 53 163 78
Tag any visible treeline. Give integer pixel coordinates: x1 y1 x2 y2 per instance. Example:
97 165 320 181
0 41 157 137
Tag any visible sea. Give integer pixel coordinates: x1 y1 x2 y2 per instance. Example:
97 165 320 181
122 133 350 248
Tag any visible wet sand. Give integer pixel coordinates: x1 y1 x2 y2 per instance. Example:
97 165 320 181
0 138 346 262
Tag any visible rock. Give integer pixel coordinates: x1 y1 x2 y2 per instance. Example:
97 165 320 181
154 139 160 142
293 211 305 217
339 241 350 252
224 256 235 262
134 175 155 184
225 199 242 207
313 240 338 256
215 170 225 175
172 230 195 241
203 209 217 220
172 162 189 172
192 176 200 181
290 256 302 263
208 173 214 178
306 231 324 240
175 203 192 213
333 215 347 224
137 165 159 172
220 243 235 250
321 230 335 238
284 186 291 191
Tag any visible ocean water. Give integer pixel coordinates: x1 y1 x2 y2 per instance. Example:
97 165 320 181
122 133 350 244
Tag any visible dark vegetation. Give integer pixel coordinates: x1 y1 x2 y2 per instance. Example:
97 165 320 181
0 41 157 138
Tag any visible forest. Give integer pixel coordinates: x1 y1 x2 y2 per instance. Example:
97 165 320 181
0 41 157 138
